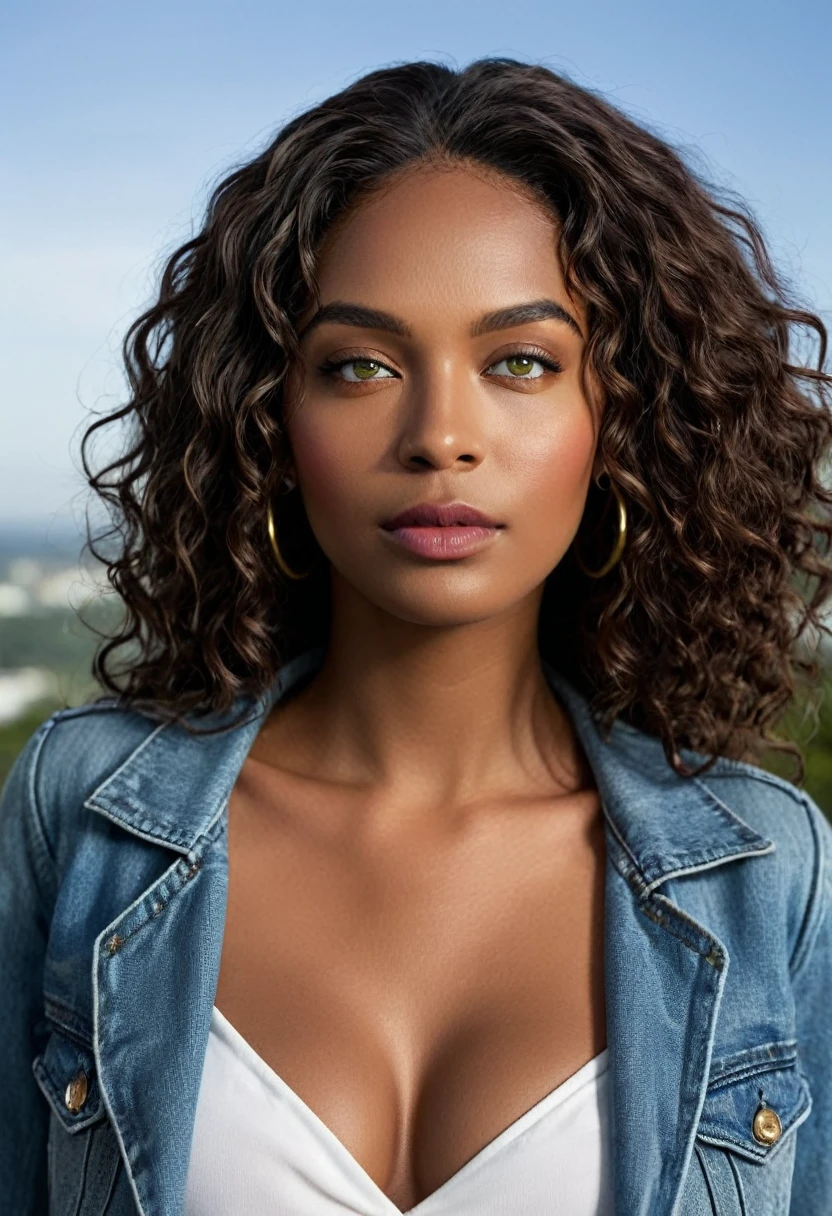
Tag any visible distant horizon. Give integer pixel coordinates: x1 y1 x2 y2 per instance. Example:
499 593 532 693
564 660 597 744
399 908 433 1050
0 516 100 564
0 515 100 537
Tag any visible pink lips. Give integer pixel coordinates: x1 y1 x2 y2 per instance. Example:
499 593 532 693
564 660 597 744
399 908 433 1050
380 501 504 560
382 501 501 529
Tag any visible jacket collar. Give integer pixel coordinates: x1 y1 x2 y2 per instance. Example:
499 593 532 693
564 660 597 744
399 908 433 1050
541 657 775 887
85 644 774 884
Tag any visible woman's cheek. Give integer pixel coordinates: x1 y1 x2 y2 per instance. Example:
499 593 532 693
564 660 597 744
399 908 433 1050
534 408 595 507
291 423 369 532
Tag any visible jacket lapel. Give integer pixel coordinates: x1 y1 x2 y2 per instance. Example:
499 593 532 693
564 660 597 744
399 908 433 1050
86 649 326 1216
545 662 774 1214
86 648 775 1216
92 829 230 1216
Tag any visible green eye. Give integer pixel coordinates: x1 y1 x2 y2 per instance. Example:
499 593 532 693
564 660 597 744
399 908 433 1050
352 360 383 379
487 353 558 380
505 355 536 376
325 358 397 383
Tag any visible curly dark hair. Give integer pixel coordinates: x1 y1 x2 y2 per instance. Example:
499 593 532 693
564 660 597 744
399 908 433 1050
80 56 832 783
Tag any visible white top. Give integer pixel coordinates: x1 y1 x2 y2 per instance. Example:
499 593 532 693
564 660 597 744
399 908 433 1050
185 1005 613 1215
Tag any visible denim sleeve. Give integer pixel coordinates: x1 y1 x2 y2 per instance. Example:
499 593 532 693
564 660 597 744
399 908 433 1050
0 718 59 1215
789 794 832 1214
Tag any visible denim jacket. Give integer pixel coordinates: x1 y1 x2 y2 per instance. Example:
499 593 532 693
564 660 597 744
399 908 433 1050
2 644 831 1216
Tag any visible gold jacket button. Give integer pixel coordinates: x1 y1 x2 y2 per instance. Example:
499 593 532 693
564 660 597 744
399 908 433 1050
64 1071 89 1114
752 1104 782 1145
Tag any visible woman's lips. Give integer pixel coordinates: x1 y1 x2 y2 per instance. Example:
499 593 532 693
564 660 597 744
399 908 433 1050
381 524 501 559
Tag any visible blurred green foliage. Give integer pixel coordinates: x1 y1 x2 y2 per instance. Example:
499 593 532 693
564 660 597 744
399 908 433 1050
756 665 832 816
0 699 68 784
0 598 121 786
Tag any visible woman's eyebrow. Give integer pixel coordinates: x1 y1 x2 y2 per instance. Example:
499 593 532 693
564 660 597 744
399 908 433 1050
298 297 583 340
472 299 582 338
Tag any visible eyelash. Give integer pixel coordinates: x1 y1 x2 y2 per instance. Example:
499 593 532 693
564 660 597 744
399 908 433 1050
316 346 564 382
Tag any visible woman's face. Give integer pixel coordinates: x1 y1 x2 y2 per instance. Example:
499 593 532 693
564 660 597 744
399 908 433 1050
285 161 602 627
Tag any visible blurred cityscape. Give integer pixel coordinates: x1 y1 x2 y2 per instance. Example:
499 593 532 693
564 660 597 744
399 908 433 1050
1 521 832 820
0 522 123 782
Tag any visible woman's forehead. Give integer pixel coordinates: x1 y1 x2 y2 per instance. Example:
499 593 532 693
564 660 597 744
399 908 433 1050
308 164 581 332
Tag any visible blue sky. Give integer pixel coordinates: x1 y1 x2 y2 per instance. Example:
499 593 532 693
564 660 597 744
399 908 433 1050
2 0 830 529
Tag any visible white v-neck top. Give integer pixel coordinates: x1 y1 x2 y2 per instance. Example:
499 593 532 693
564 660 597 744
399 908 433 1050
184 1005 613 1215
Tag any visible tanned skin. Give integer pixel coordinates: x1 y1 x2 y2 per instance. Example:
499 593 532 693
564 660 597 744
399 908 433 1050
214 161 607 1211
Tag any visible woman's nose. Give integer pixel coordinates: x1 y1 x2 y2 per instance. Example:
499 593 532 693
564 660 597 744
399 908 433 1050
395 362 488 472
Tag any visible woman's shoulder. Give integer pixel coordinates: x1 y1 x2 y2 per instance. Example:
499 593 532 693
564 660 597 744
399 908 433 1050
698 755 831 868
695 755 832 972
32 695 161 787
2 698 163 865
604 707 831 965
3 689 263 871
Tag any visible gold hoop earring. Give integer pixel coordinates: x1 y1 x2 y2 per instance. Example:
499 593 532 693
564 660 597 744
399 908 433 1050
266 500 315 580
573 477 627 579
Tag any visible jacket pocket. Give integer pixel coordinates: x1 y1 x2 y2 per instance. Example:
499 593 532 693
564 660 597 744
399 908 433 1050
693 1040 812 1215
32 1024 123 1216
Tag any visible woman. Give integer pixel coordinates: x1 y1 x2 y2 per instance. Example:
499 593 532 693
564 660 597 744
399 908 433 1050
2 57 831 1216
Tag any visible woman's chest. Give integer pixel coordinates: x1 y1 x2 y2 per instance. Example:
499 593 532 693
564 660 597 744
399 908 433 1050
213 775 606 1209
36 782 811 1216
